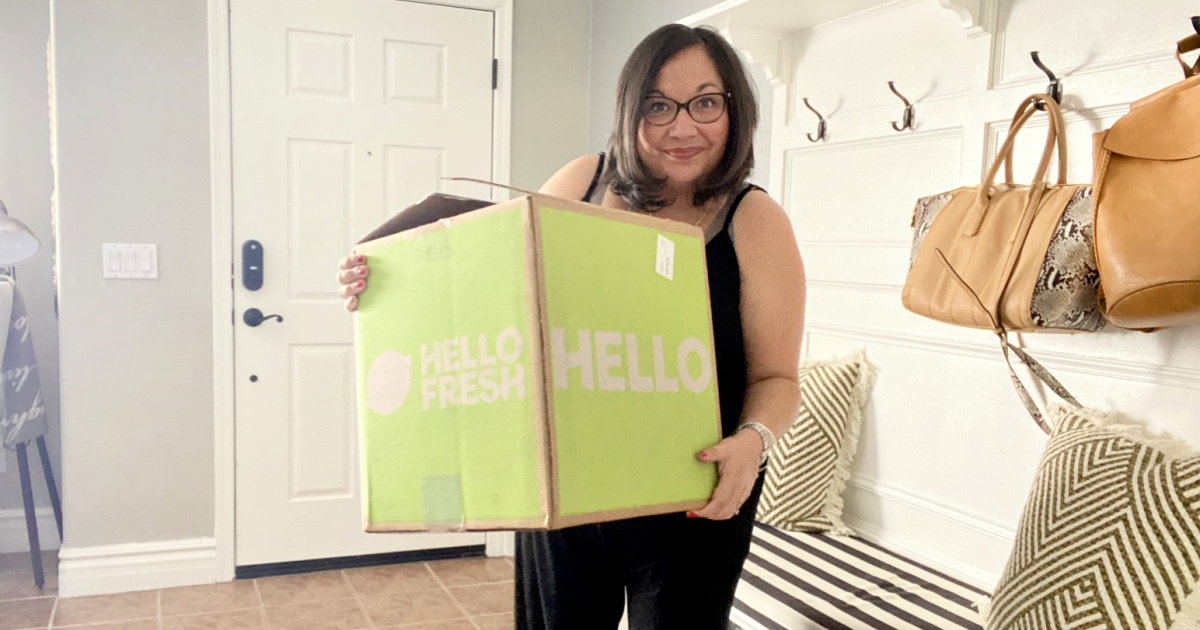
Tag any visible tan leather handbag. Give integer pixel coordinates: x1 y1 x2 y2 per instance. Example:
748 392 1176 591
903 94 1100 432
1091 34 1200 329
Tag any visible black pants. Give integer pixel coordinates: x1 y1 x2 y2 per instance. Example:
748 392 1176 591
514 475 764 630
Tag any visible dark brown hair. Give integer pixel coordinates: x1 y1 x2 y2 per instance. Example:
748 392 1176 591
607 24 757 210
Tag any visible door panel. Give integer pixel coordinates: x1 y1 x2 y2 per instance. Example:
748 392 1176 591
231 0 494 566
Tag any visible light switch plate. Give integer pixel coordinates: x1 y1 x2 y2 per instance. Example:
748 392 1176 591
102 244 158 279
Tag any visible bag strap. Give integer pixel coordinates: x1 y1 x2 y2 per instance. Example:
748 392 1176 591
961 94 1066 237
999 97 1068 188
958 99 1067 333
997 335 1081 434
933 249 1080 434
1178 33 1200 78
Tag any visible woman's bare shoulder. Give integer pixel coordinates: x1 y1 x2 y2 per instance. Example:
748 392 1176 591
730 188 802 270
731 188 790 240
539 154 605 200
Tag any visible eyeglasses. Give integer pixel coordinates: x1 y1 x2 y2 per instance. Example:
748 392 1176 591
640 92 730 126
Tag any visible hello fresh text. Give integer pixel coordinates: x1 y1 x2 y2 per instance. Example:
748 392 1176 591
419 328 526 410
551 329 712 393
418 327 713 410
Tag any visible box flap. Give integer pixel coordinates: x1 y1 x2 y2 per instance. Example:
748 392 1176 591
525 193 705 240
357 193 493 244
1104 76 1200 160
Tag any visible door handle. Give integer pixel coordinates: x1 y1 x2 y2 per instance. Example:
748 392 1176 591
243 308 283 327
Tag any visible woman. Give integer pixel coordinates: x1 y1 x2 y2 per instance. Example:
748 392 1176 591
338 24 805 629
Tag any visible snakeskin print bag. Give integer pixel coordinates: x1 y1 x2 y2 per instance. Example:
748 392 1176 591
902 95 1103 433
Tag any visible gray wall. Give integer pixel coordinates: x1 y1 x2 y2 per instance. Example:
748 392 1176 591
54 0 216 547
588 0 773 186
511 0 593 190
50 0 591 550
0 0 62 532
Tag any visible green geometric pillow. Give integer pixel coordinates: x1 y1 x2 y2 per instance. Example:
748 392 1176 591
755 350 876 535
981 405 1200 630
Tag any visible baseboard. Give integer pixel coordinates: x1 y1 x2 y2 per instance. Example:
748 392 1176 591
842 475 1011 591
484 531 515 557
0 507 61 553
235 545 486 579
58 538 218 598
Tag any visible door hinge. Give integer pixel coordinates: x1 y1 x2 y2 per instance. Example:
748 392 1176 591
492 59 498 90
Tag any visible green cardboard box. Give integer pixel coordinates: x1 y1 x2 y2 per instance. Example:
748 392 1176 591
353 193 721 531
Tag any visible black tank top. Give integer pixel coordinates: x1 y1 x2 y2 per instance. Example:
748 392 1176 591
584 154 757 437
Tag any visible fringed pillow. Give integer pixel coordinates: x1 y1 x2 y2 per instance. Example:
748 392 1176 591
981 405 1200 630
755 350 876 535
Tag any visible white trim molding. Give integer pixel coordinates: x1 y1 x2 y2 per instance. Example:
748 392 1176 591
207 0 236 585
848 476 1016 543
58 538 218 598
935 0 989 38
806 279 903 294
806 320 1200 391
485 531 515 557
208 0 516 581
844 475 1008 590
843 514 1000 591
489 0 515 199
717 27 791 88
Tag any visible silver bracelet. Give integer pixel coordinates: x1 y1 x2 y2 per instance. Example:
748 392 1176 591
738 421 776 467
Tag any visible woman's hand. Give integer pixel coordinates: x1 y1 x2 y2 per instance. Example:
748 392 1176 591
689 429 764 521
337 254 370 312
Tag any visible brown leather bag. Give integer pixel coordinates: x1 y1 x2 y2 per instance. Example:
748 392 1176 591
1091 34 1200 329
904 94 1104 334
903 94 1099 432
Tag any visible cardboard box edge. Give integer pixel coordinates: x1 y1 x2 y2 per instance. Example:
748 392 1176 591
549 499 708 530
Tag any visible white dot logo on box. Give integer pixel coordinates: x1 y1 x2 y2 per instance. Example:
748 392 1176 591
366 351 412 414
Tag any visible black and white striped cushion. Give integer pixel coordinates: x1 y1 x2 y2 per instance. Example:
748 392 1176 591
733 523 988 630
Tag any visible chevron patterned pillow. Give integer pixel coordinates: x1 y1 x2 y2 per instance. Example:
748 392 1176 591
755 350 876 535
981 406 1200 630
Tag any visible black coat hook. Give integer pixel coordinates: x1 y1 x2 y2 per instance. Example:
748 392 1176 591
1176 17 1199 77
888 81 915 132
803 98 827 142
1030 51 1062 110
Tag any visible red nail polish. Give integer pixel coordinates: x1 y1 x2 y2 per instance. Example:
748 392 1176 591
699 451 709 459
686 512 698 519
356 266 366 275
355 255 365 263
356 280 365 288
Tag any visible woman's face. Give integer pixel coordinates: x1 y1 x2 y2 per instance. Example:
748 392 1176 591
636 45 729 198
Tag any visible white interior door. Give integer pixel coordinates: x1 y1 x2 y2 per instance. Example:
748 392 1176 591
231 0 494 567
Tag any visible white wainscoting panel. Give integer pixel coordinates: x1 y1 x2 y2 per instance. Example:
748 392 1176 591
764 1 1200 589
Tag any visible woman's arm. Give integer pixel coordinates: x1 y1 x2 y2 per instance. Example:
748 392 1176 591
732 191 806 439
692 190 806 520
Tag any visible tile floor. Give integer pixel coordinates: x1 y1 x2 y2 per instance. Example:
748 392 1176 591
0 551 515 629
